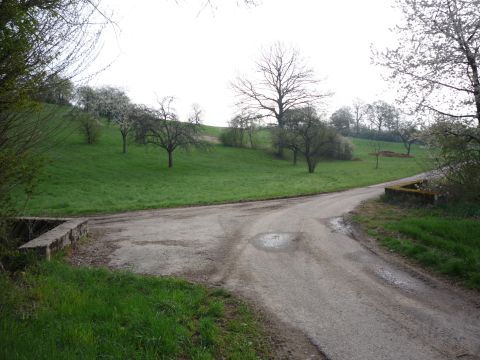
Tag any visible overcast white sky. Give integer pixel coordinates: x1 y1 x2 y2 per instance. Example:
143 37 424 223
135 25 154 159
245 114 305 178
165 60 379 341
89 0 401 126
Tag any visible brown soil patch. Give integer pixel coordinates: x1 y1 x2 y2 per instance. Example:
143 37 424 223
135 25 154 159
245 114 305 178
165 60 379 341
369 150 414 158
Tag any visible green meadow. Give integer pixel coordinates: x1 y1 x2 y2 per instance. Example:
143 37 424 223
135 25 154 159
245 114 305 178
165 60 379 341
18 106 431 216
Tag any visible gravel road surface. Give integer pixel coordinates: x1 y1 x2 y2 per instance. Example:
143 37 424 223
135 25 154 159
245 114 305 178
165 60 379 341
72 177 480 360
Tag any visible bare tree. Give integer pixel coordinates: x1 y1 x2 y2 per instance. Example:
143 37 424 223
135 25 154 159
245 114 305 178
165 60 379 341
396 118 420 155
146 98 203 168
352 99 366 136
232 42 330 155
375 0 480 126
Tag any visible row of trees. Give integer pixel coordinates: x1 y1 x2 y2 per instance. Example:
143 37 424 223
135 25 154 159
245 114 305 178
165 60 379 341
330 101 419 155
0 0 256 218
73 86 204 167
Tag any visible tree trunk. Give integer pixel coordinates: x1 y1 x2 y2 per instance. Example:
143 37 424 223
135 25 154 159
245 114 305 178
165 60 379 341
122 132 127 154
407 143 411 156
465 48 480 127
276 146 284 158
293 149 298 166
306 156 315 173
168 150 173 168
276 114 285 157
375 154 379 169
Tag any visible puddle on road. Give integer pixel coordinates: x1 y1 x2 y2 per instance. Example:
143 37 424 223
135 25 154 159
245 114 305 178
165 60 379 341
328 217 352 235
252 233 298 252
374 267 417 291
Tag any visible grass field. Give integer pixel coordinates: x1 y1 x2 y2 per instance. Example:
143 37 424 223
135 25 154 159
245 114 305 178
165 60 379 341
353 200 480 289
17 106 432 216
0 258 270 359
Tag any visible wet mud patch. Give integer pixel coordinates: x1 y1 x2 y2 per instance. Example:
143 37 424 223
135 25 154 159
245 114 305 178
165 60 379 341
370 267 420 292
327 217 353 235
252 233 300 252
132 239 192 247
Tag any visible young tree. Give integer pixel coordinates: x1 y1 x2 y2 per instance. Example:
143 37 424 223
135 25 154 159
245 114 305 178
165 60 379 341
396 119 419 155
330 107 353 136
273 109 303 165
145 98 203 168
75 111 102 145
221 112 262 148
284 107 339 173
97 87 133 154
371 140 382 170
232 42 330 155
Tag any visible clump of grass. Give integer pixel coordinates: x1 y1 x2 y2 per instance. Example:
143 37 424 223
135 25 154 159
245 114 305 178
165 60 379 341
354 199 480 289
0 260 270 359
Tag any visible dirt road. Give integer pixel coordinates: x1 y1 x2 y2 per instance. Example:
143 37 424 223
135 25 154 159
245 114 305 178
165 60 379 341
74 178 480 360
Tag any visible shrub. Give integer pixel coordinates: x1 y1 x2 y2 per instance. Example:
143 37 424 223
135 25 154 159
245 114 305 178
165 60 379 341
329 135 354 160
427 118 480 202
220 127 245 147
76 111 102 144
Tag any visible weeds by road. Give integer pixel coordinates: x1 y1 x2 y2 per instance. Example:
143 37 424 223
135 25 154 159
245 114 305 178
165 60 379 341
353 198 480 289
0 259 270 359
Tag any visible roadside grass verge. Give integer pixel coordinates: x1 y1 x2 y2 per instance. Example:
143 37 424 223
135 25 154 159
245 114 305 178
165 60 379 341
16 104 432 216
353 199 480 289
0 259 270 359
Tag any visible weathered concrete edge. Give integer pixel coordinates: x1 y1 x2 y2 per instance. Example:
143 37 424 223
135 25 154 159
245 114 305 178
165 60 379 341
19 218 88 260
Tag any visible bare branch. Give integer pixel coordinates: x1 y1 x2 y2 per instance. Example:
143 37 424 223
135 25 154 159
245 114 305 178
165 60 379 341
232 42 331 131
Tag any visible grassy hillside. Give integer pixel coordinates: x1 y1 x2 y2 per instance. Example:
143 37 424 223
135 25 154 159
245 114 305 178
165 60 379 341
17 106 432 215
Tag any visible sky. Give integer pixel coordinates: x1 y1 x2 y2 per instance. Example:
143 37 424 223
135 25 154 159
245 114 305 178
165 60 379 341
89 0 401 126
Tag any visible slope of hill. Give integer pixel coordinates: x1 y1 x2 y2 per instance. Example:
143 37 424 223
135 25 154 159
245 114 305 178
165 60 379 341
18 106 431 215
